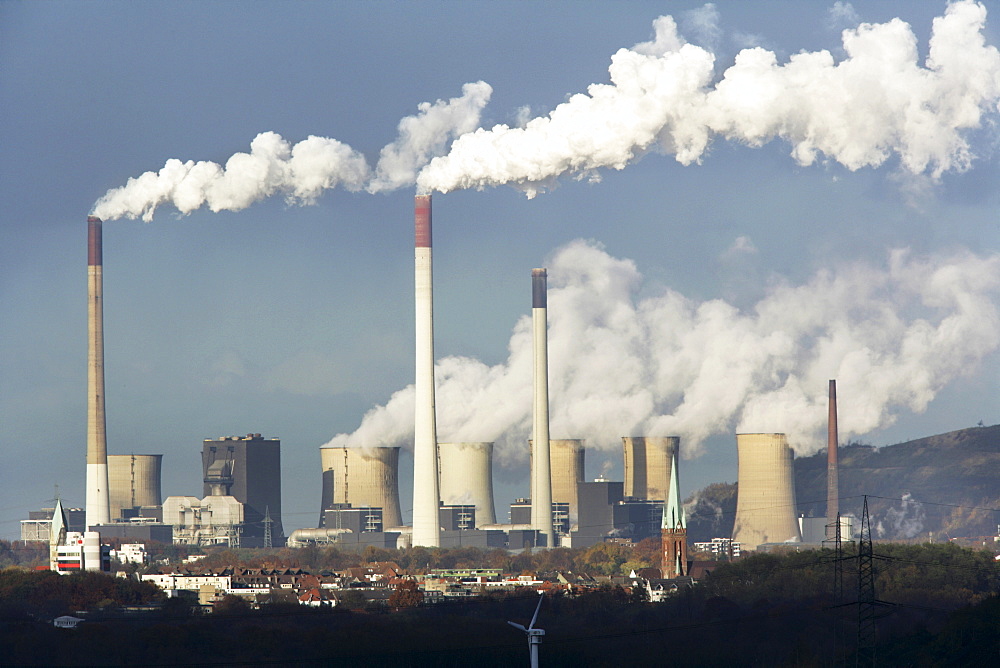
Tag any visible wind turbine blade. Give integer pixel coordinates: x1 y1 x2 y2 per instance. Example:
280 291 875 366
528 592 544 630
508 621 527 632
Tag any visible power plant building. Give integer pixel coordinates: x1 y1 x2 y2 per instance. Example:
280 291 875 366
163 495 244 546
320 446 403 530
570 480 662 548
202 434 284 546
732 433 802 550
438 442 496 526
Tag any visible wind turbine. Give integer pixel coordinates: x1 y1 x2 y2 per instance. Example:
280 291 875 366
508 591 545 668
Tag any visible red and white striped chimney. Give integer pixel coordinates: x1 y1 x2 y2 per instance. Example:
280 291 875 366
412 195 440 547
530 268 555 546
86 216 110 528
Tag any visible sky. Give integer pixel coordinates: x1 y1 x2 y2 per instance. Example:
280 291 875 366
1 1 998 540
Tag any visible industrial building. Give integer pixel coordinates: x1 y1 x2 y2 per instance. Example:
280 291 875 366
202 434 284 546
732 433 802 550
288 504 400 551
320 446 403 529
163 495 244 546
509 499 570 536
21 506 86 542
570 479 663 548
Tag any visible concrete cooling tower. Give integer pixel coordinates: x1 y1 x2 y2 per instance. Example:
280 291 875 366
622 436 679 501
107 454 162 520
438 442 496 526
732 433 802 550
550 439 585 523
321 446 402 529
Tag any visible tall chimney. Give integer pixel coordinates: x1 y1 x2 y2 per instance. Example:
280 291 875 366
530 268 555 546
412 194 440 547
827 379 839 538
86 216 110 528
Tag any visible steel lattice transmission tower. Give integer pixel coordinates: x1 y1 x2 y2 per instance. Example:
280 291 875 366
263 506 273 550
857 496 876 667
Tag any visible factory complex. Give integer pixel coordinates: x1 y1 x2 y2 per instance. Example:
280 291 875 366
27 201 850 580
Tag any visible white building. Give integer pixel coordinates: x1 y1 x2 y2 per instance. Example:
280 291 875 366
693 537 742 559
54 532 111 574
163 495 244 546
111 543 147 565
141 573 233 597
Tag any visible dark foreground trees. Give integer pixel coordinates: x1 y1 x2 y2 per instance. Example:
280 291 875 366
1 543 996 666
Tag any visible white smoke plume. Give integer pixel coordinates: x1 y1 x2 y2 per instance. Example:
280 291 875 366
324 240 1000 465
876 492 927 539
91 83 492 221
92 132 370 222
94 3 998 217
417 0 1000 195
368 81 492 193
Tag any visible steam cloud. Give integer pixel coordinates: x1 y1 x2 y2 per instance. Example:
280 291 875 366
417 0 1000 195
91 83 492 221
94 1 999 218
325 240 1000 465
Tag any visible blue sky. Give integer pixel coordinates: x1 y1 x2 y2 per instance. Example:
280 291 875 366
1 1 998 539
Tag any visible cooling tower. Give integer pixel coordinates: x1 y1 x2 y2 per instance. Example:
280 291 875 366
438 442 496 526
108 454 162 520
732 433 802 550
86 216 110 528
321 446 403 530
827 379 840 536
622 436 679 501
550 439 584 523
412 194 440 546
530 268 555 545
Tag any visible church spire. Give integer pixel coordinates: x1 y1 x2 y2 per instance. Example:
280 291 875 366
661 450 688 578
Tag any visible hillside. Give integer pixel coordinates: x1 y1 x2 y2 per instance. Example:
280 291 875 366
687 424 1000 543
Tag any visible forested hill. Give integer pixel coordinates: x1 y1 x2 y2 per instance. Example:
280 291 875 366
796 423 1000 540
686 424 1000 543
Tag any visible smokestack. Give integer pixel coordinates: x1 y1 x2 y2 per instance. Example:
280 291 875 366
412 194 440 547
86 216 110 528
827 379 839 538
531 268 555 546
732 433 802 550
